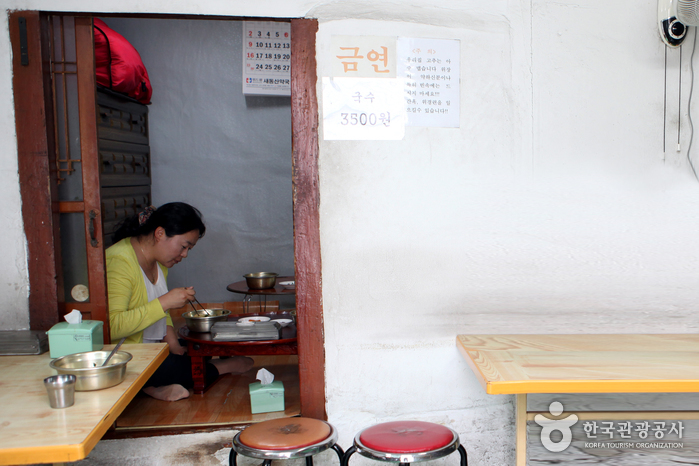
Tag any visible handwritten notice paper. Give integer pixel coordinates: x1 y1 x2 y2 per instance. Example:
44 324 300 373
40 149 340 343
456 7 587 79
322 77 405 140
397 38 460 127
242 21 291 96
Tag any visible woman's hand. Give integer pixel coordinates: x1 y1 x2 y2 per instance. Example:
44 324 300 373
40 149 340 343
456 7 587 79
163 325 187 355
158 286 196 311
168 340 187 355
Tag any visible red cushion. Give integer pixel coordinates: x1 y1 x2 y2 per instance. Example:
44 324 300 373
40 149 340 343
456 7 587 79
93 18 153 104
359 421 454 454
239 418 331 451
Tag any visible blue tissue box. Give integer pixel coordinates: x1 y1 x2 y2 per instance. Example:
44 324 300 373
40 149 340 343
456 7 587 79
249 381 285 414
47 320 104 358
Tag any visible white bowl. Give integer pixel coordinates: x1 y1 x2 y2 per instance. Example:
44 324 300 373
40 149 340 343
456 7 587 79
272 318 293 327
236 321 254 326
239 316 270 323
279 280 295 289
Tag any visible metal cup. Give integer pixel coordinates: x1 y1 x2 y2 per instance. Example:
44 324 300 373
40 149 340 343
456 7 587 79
44 374 76 408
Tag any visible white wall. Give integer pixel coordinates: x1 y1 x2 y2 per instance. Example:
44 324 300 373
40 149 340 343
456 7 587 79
318 3 699 464
1 1 698 465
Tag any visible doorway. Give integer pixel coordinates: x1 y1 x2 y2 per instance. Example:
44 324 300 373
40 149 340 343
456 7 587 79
10 11 325 421
95 16 296 319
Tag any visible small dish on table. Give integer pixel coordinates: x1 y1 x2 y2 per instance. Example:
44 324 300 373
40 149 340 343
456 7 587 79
271 318 293 327
239 316 271 324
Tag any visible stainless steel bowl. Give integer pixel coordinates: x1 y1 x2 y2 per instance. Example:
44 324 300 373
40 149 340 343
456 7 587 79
243 272 278 289
182 308 231 332
49 350 133 391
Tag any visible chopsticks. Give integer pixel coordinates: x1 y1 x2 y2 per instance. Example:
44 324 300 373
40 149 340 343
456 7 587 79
189 297 210 316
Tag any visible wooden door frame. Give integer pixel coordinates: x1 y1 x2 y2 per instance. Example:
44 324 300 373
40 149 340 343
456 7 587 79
290 18 325 420
10 11 61 331
10 11 326 420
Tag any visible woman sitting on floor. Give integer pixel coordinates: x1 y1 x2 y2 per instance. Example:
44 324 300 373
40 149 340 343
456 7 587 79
106 202 253 401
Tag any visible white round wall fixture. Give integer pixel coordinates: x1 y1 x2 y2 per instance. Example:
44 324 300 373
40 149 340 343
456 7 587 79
71 284 89 302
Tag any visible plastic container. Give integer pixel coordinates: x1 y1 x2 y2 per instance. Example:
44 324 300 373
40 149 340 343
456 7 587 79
249 380 285 414
47 321 104 358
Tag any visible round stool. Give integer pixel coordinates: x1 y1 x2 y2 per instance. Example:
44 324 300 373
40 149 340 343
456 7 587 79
230 417 344 466
342 421 467 466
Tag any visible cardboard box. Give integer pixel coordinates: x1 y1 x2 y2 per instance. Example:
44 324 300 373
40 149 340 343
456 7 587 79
249 381 285 414
47 321 104 358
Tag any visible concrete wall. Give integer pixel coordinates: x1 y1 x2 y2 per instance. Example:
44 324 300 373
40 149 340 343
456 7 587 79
0 0 698 465
99 17 295 304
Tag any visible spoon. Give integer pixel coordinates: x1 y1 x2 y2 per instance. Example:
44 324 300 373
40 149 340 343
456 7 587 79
102 337 126 367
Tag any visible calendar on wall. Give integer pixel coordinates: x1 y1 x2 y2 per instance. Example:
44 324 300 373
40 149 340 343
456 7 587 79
242 21 291 96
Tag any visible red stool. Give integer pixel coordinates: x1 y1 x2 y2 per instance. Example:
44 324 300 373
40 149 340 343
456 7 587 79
230 417 344 466
342 421 467 466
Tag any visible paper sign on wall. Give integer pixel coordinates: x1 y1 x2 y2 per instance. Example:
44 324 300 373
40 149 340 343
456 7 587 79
242 21 291 96
322 77 405 140
322 36 459 139
397 38 460 127
330 36 397 78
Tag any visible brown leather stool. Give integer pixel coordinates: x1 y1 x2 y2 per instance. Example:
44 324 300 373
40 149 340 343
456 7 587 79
230 417 344 466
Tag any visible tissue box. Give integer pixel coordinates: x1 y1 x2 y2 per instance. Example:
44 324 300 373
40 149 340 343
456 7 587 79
47 320 104 358
249 381 285 414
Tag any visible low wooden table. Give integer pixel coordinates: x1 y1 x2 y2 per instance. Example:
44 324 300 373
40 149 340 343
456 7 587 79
456 334 699 466
0 343 168 465
226 276 295 312
179 312 297 394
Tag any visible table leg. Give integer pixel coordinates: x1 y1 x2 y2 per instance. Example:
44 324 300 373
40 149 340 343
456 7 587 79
244 295 251 313
191 355 207 394
516 394 527 466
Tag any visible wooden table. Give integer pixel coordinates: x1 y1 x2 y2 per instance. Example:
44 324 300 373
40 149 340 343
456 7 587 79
456 334 699 466
226 276 295 312
179 312 297 394
0 343 167 465
226 276 295 297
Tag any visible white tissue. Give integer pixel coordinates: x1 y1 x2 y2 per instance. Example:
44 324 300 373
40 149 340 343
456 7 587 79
256 368 274 385
64 309 82 324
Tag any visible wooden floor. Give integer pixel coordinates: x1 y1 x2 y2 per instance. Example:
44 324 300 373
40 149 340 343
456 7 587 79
109 354 300 437
107 302 300 438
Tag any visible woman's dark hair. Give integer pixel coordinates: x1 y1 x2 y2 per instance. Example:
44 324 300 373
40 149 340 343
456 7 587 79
112 202 206 244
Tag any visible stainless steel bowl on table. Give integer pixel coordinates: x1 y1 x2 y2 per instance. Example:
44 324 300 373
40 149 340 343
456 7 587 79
182 308 231 332
243 272 278 289
49 350 133 391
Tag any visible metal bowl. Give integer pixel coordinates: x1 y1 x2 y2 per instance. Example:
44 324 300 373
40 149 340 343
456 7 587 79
243 272 278 289
182 308 231 333
49 350 133 391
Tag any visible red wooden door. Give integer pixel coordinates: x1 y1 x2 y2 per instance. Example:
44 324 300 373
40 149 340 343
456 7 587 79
11 12 110 342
